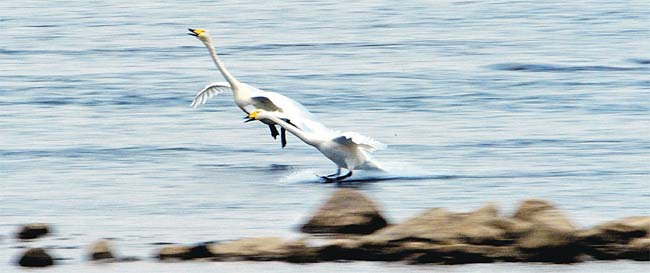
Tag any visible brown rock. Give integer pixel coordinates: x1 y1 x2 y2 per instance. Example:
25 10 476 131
362 203 511 246
318 239 365 261
510 199 580 262
88 240 115 261
208 237 318 262
16 223 50 240
578 216 650 260
17 248 54 267
407 243 520 264
627 238 650 261
301 189 388 235
579 216 650 245
334 204 526 263
158 245 191 261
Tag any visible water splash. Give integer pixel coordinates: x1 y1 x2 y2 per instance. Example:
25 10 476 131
280 162 458 184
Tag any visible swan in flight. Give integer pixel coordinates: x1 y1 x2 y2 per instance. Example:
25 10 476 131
188 28 324 147
245 109 385 182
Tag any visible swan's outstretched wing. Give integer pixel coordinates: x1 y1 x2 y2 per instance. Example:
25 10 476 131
251 96 282 112
261 91 316 120
191 81 231 108
332 132 387 152
252 91 332 136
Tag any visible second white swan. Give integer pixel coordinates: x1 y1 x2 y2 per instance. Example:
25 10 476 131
246 109 385 182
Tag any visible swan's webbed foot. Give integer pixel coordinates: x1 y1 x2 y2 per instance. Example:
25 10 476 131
319 170 353 183
268 124 279 139
323 168 341 178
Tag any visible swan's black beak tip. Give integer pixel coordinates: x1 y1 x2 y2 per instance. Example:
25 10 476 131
243 116 255 123
188 28 198 36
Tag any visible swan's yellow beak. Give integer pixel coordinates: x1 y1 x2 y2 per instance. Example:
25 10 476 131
188 28 205 37
244 111 259 123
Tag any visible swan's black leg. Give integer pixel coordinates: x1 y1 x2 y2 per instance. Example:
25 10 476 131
324 168 341 178
280 128 287 148
337 170 353 181
318 168 340 182
268 124 279 139
279 118 297 149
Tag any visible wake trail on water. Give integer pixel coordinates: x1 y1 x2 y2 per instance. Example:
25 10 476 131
280 161 460 184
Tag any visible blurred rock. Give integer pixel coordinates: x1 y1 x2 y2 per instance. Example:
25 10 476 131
510 199 580 262
407 243 520 264
151 197 649 264
627 238 650 261
187 243 213 259
88 240 115 261
208 237 319 263
318 239 364 261
362 204 511 245
354 204 522 262
17 248 54 267
16 223 50 240
301 189 388 235
158 245 191 261
578 216 650 260
579 216 649 244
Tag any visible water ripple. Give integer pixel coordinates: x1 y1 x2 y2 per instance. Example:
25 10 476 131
488 62 646 72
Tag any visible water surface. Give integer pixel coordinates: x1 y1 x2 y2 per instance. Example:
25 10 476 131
1 0 649 272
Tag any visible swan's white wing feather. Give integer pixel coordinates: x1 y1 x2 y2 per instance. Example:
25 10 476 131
252 91 334 136
260 91 316 120
251 96 282 112
191 81 232 108
333 132 387 152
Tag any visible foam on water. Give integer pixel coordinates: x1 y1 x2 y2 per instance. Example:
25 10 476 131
280 161 455 184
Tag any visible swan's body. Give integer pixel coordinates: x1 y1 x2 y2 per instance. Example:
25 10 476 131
247 109 385 181
189 28 324 147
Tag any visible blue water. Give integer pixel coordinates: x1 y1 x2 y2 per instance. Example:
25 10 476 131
1 0 649 272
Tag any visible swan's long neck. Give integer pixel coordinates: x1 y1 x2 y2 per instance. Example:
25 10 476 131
263 115 322 147
203 38 250 99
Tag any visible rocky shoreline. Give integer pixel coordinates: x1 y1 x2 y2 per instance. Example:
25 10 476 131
12 189 650 267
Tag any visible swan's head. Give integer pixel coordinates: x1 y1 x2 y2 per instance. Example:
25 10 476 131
244 109 267 123
188 28 211 43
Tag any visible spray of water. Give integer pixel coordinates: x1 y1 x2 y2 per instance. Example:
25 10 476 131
280 161 452 184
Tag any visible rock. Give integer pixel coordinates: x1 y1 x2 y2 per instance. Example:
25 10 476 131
318 239 364 261
187 243 214 259
510 199 580 262
208 237 319 263
340 204 525 263
407 244 520 264
17 248 54 267
153 198 649 264
88 240 115 261
578 216 650 260
627 238 650 261
579 216 650 245
158 245 191 261
16 223 50 240
353 200 583 263
301 189 388 235
362 204 511 246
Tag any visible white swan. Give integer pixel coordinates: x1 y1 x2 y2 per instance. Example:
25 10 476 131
246 109 385 182
188 28 324 147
